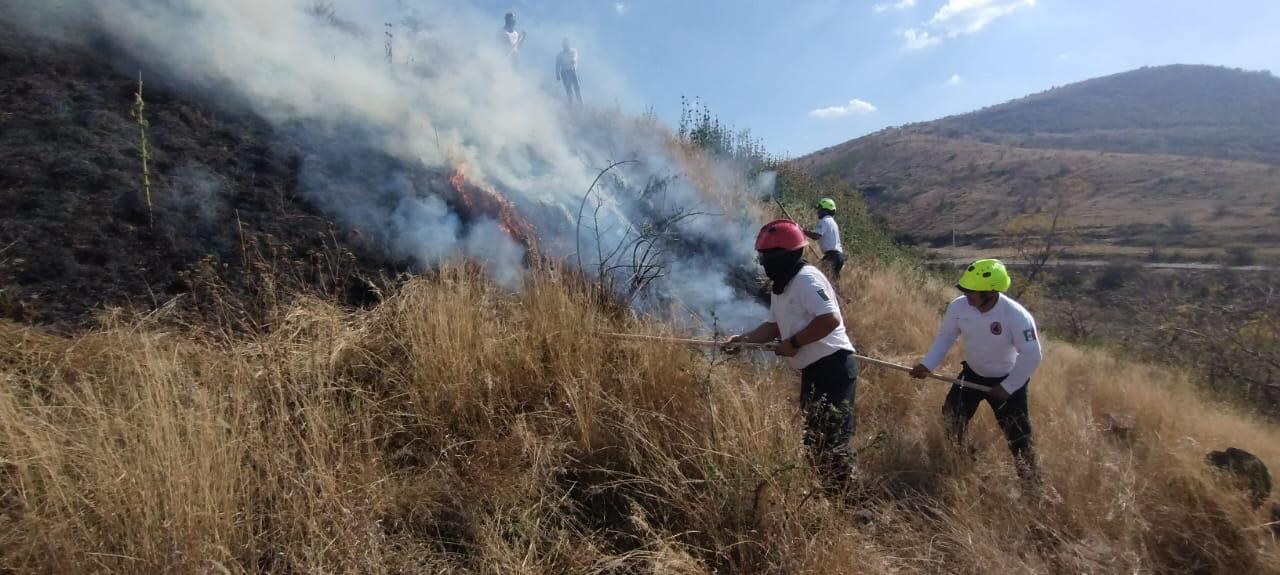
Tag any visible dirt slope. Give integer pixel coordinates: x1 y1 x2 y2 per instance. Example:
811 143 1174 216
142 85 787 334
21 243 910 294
797 131 1280 252
909 65 1280 166
796 65 1280 260
0 23 381 326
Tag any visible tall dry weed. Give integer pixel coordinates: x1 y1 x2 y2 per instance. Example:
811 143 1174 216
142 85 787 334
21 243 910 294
0 262 1277 573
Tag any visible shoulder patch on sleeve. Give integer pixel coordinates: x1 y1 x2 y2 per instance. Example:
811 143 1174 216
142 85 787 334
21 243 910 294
1023 328 1037 342
817 288 830 302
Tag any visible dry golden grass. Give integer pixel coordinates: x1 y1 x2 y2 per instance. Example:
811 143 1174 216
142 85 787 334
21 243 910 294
0 262 1277 573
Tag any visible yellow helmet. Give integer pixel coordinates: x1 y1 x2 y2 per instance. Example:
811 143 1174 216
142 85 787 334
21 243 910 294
957 259 1011 292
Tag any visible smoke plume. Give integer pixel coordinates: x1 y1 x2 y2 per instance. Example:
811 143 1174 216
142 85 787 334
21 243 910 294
6 0 770 331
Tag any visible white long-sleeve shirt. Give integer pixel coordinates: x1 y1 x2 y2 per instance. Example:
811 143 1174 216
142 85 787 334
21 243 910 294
921 294 1043 394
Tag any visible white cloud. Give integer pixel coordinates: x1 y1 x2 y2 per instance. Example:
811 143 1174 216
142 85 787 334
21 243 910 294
808 99 878 119
902 0 1035 49
947 73 963 86
614 3 627 15
902 28 941 50
873 0 916 13
929 0 1035 35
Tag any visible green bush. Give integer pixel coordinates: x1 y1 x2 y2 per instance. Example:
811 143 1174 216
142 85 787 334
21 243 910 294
767 162 913 265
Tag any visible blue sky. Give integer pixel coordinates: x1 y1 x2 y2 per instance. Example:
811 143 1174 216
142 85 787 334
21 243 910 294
468 0 1280 157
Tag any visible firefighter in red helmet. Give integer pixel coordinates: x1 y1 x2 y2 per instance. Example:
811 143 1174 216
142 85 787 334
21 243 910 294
725 219 859 493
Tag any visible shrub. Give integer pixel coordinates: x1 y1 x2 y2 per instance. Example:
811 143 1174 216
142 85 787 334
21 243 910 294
1095 262 1140 291
1226 245 1257 266
1168 212 1195 235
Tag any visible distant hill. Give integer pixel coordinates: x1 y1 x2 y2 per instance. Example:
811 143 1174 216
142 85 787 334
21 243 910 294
908 65 1280 165
798 65 1280 260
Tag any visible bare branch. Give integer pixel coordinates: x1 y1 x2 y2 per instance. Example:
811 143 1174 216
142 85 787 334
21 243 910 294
575 159 640 274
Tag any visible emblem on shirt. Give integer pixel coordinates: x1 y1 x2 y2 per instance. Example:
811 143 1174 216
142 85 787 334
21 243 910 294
1023 329 1037 342
989 322 1003 335
817 288 830 302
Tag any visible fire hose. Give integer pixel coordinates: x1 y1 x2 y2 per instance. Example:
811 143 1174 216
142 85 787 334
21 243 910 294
601 332 992 393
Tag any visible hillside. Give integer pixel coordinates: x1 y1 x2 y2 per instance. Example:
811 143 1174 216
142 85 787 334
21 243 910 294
796 65 1280 417
4 262 1280 573
797 66 1280 260
909 65 1280 165
0 22 388 327
2 5 1279 573
798 131 1280 252
0 4 780 332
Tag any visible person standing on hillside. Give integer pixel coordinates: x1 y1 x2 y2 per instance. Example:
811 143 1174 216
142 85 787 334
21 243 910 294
499 12 526 63
725 220 859 494
804 198 845 283
556 38 583 107
910 259 1044 487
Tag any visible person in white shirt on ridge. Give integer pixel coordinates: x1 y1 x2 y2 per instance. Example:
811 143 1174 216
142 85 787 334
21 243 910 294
499 12 525 63
556 38 582 106
725 219 859 493
911 259 1043 483
804 197 844 282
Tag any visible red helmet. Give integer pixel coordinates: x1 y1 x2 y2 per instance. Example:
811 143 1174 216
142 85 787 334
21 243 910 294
755 219 808 252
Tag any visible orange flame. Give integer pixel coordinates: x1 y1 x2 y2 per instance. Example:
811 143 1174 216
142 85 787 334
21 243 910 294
448 164 538 248
449 164 476 211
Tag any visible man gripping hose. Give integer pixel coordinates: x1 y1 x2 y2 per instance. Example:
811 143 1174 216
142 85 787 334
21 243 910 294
804 198 844 283
725 219 859 493
910 259 1043 484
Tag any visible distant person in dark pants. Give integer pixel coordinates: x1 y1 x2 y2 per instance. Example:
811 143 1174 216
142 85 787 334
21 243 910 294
804 197 844 283
725 219 859 494
556 38 582 106
910 259 1044 488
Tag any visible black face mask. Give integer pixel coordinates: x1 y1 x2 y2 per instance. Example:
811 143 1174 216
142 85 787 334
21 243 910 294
759 250 805 294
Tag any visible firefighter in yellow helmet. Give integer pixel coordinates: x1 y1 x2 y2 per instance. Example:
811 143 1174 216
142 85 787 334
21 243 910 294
803 197 844 282
910 259 1043 484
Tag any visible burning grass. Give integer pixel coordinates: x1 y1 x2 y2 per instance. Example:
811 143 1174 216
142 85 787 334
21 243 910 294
448 163 539 250
0 263 1278 573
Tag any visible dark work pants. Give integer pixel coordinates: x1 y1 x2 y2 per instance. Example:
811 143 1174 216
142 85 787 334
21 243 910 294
800 350 858 491
943 362 1038 480
822 250 845 282
560 70 582 106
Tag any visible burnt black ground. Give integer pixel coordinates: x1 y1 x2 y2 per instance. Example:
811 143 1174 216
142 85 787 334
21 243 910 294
0 22 387 327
